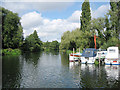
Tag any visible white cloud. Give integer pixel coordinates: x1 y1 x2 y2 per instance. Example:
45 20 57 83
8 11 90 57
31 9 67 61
67 10 82 23
91 4 110 18
1 2 74 16
21 11 80 42
21 11 43 29
20 4 110 42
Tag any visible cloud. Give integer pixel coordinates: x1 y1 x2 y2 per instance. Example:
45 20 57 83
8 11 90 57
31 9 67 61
1 2 74 16
91 4 110 18
67 10 82 23
21 11 43 29
20 11 79 42
20 4 109 42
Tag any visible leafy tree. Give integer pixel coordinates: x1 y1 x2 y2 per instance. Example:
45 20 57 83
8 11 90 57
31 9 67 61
109 0 119 38
22 30 42 52
80 0 91 32
1 7 23 49
49 40 59 50
117 1 120 40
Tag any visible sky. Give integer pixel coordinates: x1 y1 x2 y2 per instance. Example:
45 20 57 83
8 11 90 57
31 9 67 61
1 0 110 42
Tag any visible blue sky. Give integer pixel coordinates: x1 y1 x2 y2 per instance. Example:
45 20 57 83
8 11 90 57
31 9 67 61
1 1 110 42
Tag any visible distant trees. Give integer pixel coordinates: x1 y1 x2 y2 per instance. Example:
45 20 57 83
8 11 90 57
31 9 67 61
80 0 91 32
1 7 23 49
43 40 59 51
22 30 42 52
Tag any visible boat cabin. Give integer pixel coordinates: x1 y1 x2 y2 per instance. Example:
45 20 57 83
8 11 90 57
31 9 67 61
82 48 97 57
106 47 119 59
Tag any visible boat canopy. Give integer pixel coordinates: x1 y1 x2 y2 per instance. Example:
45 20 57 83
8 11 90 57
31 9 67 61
82 48 97 57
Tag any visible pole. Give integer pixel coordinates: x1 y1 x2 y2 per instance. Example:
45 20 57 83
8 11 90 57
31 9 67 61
73 48 74 62
79 48 80 53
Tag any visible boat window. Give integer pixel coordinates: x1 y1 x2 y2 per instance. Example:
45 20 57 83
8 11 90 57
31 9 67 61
85 51 90 53
109 49 115 53
94 51 97 56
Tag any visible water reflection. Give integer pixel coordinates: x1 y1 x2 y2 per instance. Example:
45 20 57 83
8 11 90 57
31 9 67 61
105 65 120 88
60 52 69 67
69 62 120 88
3 55 21 88
22 51 42 67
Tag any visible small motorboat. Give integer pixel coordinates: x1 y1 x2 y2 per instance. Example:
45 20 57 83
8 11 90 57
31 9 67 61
95 49 107 64
69 52 82 62
80 48 97 64
105 46 120 65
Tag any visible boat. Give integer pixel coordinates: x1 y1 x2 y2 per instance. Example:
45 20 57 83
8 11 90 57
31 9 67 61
104 46 120 65
95 49 107 64
69 52 82 62
80 48 97 64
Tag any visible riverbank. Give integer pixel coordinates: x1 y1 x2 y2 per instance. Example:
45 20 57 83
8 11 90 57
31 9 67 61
2 48 21 55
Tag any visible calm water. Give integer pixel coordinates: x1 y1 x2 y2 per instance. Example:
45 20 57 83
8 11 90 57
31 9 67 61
2 51 120 88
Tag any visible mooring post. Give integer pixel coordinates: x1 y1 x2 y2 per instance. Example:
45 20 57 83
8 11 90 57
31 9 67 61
73 48 74 56
79 48 80 53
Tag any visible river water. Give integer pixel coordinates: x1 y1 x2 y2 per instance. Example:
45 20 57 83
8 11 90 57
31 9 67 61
2 51 120 88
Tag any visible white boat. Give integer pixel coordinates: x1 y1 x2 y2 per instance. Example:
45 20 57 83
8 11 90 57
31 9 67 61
69 52 82 62
95 50 107 63
80 48 97 64
105 47 120 65
96 50 107 59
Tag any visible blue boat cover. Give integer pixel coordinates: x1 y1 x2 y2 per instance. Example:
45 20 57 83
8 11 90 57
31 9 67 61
81 48 97 57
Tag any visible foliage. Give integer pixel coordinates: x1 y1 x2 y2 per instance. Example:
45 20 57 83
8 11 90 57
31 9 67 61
1 7 23 49
59 28 92 51
22 30 42 52
60 0 120 51
42 40 59 51
80 0 91 32
2 48 21 55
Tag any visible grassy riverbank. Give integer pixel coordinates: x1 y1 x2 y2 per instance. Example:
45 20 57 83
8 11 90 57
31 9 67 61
2 48 21 55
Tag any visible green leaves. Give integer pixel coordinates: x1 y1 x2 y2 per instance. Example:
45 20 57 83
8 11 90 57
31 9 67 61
22 30 42 52
80 0 91 32
59 28 92 51
2 7 23 49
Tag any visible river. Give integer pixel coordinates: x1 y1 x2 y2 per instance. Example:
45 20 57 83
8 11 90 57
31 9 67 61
2 51 120 88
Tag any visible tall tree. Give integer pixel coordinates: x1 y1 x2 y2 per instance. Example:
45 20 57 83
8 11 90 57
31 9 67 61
22 30 42 52
109 0 118 38
2 7 23 49
80 0 91 32
117 1 120 40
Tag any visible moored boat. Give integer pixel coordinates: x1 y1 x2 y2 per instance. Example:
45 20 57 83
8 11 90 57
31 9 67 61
95 49 107 64
69 52 82 62
105 47 120 65
80 48 97 64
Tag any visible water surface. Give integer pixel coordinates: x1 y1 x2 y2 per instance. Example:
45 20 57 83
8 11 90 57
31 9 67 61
2 51 120 88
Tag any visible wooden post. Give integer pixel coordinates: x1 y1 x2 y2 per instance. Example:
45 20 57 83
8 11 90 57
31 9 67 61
73 48 74 62
79 48 80 53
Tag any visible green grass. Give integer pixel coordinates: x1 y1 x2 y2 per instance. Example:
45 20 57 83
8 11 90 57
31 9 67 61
2 48 21 55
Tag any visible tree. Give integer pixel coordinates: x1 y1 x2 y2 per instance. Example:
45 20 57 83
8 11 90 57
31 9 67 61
109 0 119 38
1 7 23 49
117 1 120 40
22 30 42 52
80 0 91 32
49 40 59 50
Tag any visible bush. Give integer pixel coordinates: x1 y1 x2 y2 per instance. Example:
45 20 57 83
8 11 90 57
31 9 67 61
2 48 21 55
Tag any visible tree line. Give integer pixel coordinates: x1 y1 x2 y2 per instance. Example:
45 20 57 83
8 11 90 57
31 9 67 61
59 0 120 51
1 7 59 54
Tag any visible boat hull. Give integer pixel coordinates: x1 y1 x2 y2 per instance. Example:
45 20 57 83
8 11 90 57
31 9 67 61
81 57 95 64
69 54 80 62
105 59 120 65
